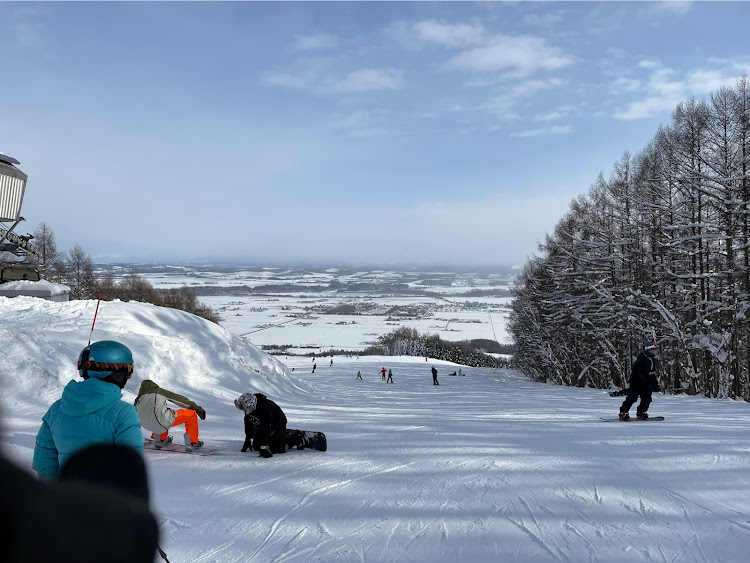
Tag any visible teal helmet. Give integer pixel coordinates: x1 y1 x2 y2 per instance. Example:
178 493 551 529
78 340 134 388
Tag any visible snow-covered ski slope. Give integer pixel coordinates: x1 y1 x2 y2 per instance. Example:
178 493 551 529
2 297 750 562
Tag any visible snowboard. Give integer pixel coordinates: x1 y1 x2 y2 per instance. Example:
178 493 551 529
287 429 327 452
600 416 665 422
143 438 222 456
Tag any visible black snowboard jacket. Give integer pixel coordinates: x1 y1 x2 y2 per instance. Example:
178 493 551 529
244 393 287 450
629 352 660 392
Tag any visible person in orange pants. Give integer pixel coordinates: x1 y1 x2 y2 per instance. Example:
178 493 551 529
154 409 200 444
134 380 206 451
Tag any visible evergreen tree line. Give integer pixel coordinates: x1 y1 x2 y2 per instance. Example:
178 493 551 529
508 78 750 399
31 222 219 323
365 326 510 368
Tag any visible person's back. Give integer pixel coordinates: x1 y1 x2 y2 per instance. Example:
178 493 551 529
631 351 653 383
33 340 143 480
3 449 158 563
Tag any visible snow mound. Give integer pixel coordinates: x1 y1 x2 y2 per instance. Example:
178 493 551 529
0 296 304 413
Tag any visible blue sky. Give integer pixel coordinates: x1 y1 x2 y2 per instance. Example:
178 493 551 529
2 1 749 266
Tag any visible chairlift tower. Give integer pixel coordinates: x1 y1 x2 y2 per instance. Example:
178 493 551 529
0 152 40 262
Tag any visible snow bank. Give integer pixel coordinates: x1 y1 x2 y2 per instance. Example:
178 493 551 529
0 296 306 416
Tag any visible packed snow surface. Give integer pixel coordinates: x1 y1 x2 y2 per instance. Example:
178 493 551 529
2 297 750 562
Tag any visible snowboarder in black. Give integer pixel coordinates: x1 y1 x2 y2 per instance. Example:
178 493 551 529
234 393 305 457
619 343 661 420
431 366 439 385
312 363 316 373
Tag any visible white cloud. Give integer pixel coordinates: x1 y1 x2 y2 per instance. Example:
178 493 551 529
611 76 642 94
686 69 733 94
383 19 483 50
479 78 566 120
260 68 319 89
533 106 574 122
289 33 339 52
443 34 573 77
614 64 739 120
261 66 403 95
641 1 694 17
510 125 574 138
328 68 404 93
412 20 484 47
637 58 661 69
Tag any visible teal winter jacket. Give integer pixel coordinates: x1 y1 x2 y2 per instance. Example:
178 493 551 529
33 378 144 479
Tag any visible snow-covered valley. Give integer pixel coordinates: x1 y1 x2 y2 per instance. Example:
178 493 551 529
2 296 750 562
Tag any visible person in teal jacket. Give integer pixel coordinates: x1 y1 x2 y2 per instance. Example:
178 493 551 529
33 340 144 480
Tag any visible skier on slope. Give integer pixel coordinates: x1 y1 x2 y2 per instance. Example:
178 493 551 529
33 340 144 480
234 393 307 458
431 366 439 385
619 343 661 420
380 367 387 381
387 369 394 383
134 380 206 451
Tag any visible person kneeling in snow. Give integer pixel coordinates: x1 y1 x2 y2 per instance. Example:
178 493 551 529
234 393 306 458
134 380 206 451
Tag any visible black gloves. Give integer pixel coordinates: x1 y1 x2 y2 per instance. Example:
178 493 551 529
259 446 273 458
194 406 206 420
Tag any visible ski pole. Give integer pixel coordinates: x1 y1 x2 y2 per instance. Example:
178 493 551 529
87 293 102 345
157 545 170 562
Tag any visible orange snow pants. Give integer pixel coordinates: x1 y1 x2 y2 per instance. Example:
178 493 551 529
153 409 200 443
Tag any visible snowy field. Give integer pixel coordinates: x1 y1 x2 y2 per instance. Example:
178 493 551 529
3 297 750 562
119 264 515 350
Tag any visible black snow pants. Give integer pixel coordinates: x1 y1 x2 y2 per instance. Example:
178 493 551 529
620 384 652 414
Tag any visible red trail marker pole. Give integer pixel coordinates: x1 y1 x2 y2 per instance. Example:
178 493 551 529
88 293 103 345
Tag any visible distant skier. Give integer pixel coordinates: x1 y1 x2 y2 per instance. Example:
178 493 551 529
387 369 393 383
234 393 306 457
312 363 317 373
380 367 387 381
619 343 661 420
134 380 207 451
431 366 439 385
458 368 463 376
330 358 333 366
33 340 143 479
449 371 457 376
356 370 363 380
